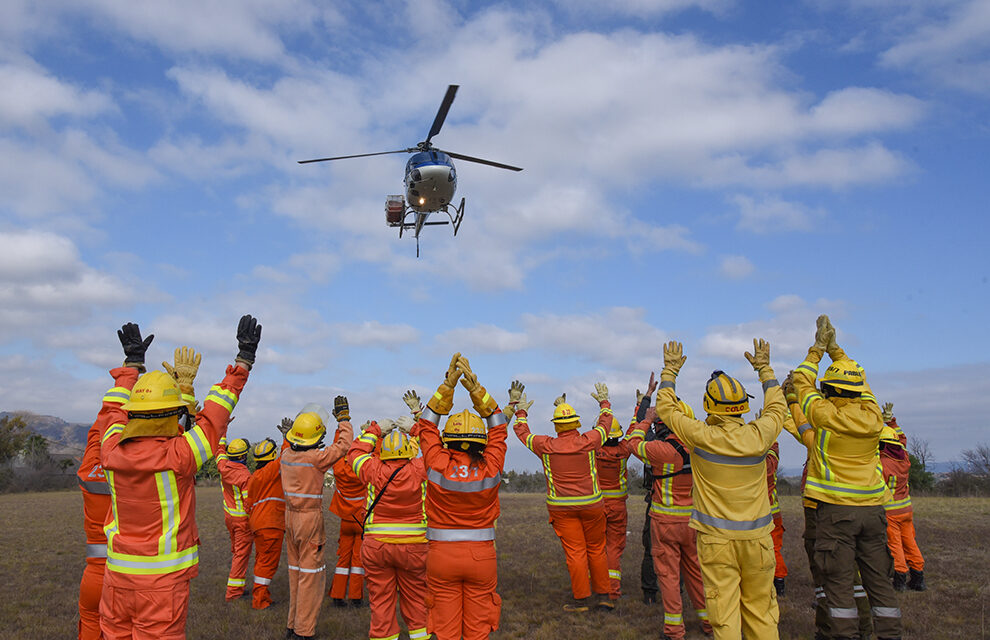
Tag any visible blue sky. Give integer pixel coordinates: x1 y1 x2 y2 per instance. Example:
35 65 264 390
1 0 987 472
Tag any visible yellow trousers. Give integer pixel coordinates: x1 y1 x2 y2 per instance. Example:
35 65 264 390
696 532 779 640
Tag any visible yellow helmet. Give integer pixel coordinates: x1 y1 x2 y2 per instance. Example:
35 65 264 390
287 412 326 447
879 426 901 447
253 438 278 462
442 409 487 450
122 370 185 412
552 403 581 432
381 430 417 460
821 358 866 393
607 417 622 439
227 438 250 458
703 371 752 416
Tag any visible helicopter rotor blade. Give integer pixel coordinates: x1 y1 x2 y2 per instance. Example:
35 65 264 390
443 150 523 172
297 149 414 164
424 84 459 144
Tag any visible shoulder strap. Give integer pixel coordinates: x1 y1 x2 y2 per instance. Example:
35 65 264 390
359 462 407 538
652 434 692 479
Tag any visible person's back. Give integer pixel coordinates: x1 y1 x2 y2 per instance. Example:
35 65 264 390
328 429 368 605
245 437 286 610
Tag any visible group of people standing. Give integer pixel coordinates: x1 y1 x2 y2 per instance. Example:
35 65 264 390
75 314 925 640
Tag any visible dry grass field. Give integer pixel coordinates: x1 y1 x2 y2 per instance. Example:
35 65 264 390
0 490 987 639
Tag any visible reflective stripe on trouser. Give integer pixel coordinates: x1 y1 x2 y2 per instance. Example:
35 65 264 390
285 509 327 637
603 498 628 598
814 502 902 639
79 557 105 640
804 505 873 638
651 519 710 640
99 580 190 640
330 518 365 600
548 505 610 599
696 532 779 640
771 514 788 579
426 540 500 640
886 510 925 573
224 514 253 600
252 528 284 610
362 536 427 640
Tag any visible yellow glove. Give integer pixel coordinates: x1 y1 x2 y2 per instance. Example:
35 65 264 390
163 346 202 395
456 355 497 417
395 415 415 433
662 341 686 381
403 390 422 416
427 354 461 415
379 418 395 433
507 380 525 405
590 382 609 404
515 393 534 414
813 314 835 353
553 392 567 407
744 338 775 383
882 402 894 422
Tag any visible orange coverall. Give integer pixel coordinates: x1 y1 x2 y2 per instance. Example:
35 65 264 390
413 405 507 640
349 423 430 640
765 442 788 579
218 440 253 600
513 402 612 601
244 441 287 610
77 367 137 639
881 441 924 574
626 419 710 640
595 437 632 598
98 365 246 640
280 422 354 638
328 434 367 602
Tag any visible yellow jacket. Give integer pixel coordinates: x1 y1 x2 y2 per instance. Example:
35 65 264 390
793 346 891 506
656 374 786 540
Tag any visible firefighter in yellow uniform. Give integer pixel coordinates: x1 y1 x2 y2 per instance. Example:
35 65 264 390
655 339 785 640
793 315 902 640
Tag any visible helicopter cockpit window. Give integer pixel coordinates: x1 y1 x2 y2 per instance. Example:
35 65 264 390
410 169 422 182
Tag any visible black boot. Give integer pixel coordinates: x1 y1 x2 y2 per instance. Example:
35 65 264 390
908 569 926 591
892 571 908 591
349 598 366 608
642 591 657 605
332 598 347 608
773 577 786 597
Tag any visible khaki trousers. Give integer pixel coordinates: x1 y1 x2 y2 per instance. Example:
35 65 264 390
696 532 779 640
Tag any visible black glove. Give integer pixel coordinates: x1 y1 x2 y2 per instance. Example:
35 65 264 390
635 395 651 422
117 322 154 365
333 395 350 422
236 315 262 365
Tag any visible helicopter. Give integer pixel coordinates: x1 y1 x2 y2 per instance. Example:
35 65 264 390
298 84 522 256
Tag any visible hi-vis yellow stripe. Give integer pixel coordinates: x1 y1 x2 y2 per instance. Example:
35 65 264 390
205 385 238 412
182 425 212 471
155 471 180 555
102 424 124 444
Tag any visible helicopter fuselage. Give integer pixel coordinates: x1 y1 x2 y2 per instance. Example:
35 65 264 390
405 150 457 213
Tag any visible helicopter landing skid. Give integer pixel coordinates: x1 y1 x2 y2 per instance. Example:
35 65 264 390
396 197 465 257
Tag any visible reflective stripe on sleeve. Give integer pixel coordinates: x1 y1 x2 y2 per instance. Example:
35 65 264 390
801 392 825 416
796 361 819 377
182 425 212 471
524 432 536 451
102 424 124 444
426 527 495 541
78 477 111 495
421 407 442 425
797 422 812 436
205 385 238 412
693 447 767 466
427 469 500 493
659 381 675 389
86 544 108 558
103 388 131 404
352 453 373 475
692 509 772 531
357 433 378 446
762 379 779 391
486 412 507 428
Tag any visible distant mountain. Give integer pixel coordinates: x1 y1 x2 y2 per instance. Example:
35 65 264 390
0 411 89 456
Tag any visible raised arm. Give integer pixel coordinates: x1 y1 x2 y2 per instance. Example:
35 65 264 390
457 355 508 471
744 338 785 449
349 421 384 482
654 341 704 450
314 395 354 473
412 354 462 471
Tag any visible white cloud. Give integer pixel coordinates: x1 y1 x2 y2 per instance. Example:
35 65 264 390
807 87 926 135
0 61 114 127
719 255 755 279
337 321 420 350
551 0 734 17
732 194 826 233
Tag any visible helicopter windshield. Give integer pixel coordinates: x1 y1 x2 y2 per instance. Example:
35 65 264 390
407 151 451 170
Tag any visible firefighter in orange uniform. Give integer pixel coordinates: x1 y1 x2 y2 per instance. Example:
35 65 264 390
218 435 253 600
766 441 788 596
626 397 711 640
245 434 287 610
281 398 354 640
77 346 199 639
879 424 926 592
410 354 508 640
349 419 430 640
595 413 632 600
328 422 368 607
99 316 260 639
514 383 614 612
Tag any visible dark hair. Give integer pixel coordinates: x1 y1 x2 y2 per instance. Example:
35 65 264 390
821 382 861 400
